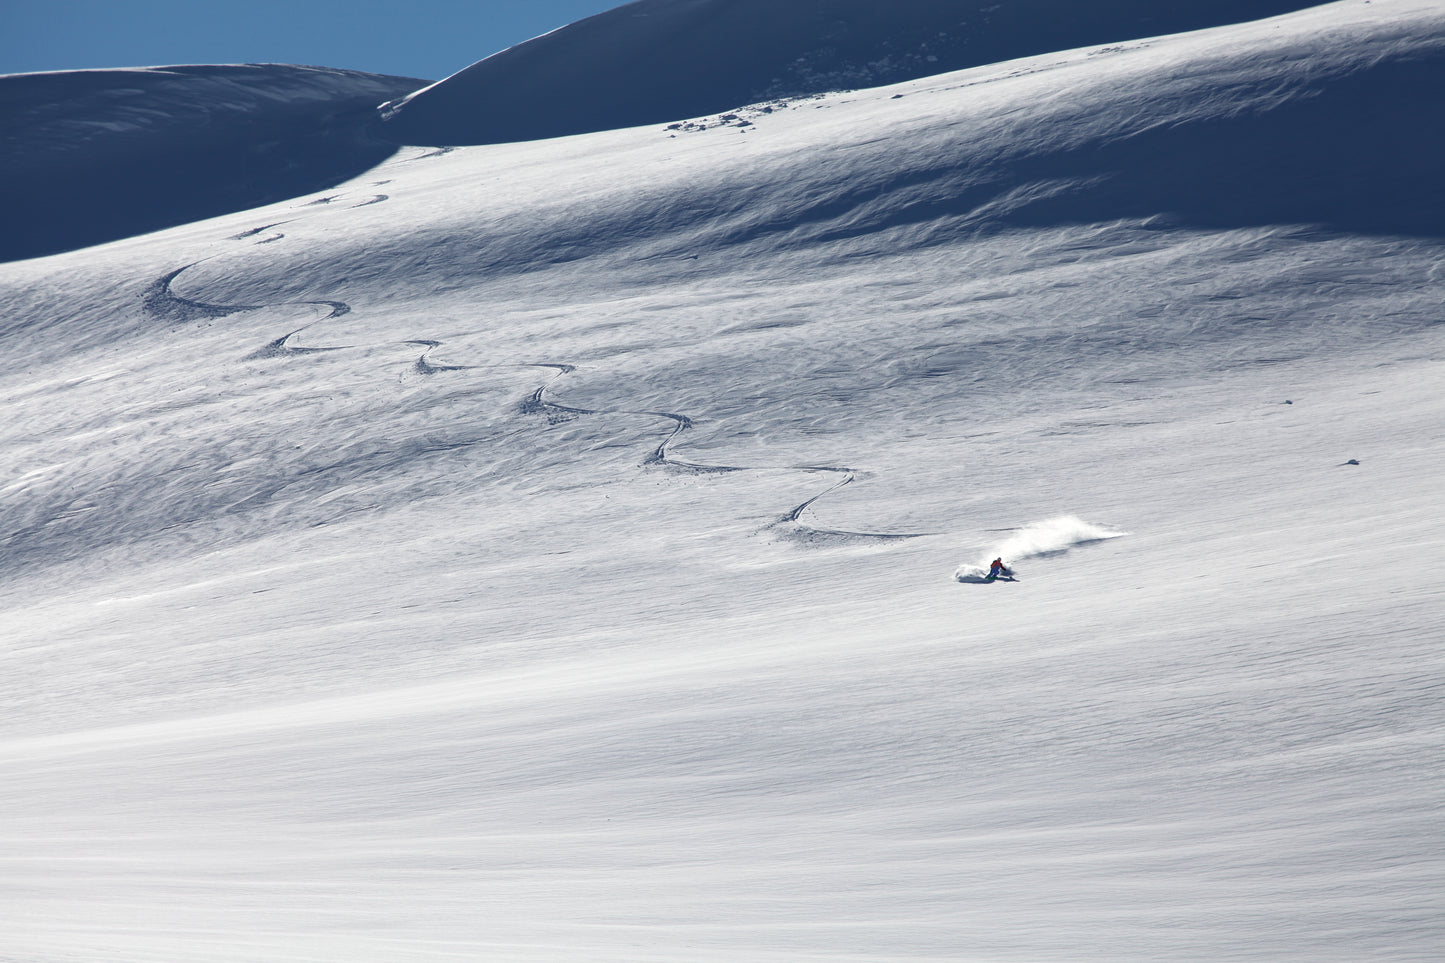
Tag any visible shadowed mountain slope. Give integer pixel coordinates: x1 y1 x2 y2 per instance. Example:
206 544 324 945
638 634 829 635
368 11 1445 269
779 34 1445 241
0 64 427 262
378 0 1326 145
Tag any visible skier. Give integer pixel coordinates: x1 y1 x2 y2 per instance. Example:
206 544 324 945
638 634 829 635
988 557 1011 579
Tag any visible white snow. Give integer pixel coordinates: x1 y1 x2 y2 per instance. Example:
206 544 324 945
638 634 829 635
2 1 1443 961
953 516 1124 582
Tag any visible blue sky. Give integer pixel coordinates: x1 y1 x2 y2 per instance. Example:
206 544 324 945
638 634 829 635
3 0 624 81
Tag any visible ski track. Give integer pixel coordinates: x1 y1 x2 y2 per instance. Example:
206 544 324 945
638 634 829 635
227 221 291 241
504 362 929 541
142 203 928 542
141 263 264 322
405 339 477 375
146 262 353 360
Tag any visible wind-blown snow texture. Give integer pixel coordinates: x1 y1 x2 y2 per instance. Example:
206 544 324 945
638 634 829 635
378 0 1325 144
2 2 1444 961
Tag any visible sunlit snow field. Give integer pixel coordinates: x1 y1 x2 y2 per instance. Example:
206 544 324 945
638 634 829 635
2 1 1443 960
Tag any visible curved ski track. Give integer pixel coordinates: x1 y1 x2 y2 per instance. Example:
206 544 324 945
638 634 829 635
518 366 928 541
140 183 927 543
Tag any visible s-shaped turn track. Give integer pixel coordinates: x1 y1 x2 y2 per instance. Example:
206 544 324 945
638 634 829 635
513 359 927 540
144 244 929 543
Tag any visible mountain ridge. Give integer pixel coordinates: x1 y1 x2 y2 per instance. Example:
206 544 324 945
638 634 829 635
378 0 1328 145
4 1 1335 261
0 64 426 262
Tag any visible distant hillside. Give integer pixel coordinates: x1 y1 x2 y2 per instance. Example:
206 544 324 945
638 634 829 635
378 0 1325 145
0 64 426 262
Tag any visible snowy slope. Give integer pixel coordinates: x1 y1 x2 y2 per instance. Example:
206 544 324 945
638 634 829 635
2 1 1444 961
0 64 427 261
378 0 1326 144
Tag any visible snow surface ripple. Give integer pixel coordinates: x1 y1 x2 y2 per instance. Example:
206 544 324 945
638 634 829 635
1 3 1443 962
